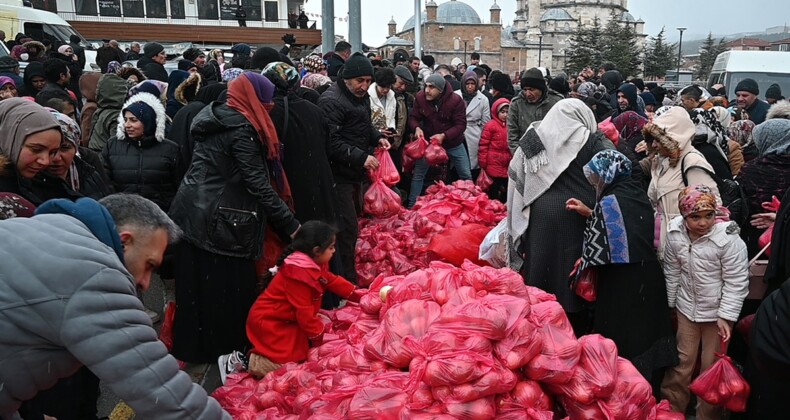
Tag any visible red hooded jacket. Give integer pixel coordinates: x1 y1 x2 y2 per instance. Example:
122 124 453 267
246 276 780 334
478 98 512 178
246 252 356 364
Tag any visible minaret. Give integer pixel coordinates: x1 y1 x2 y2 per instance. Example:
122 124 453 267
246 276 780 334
426 0 438 22
490 1 501 25
513 0 528 41
526 0 542 41
388 17 397 37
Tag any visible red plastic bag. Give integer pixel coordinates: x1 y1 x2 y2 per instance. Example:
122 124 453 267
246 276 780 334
493 317 542 369
600 358 656 419
689 341 750 412
404 136 429 159
431 294 530 341
364 177 402 218
425 139 449 166
524 301 580 384
598 117 619 145
374 148 400 187
476 170 493 191
497 380 554 417
569 258 598 302
653 399 685 420
426 224 492 267
447 360 517 402
552 334 618 404
159 301 176 351
363 299 441 367
736 314 755 340
348 387 408 419
443 396 496 420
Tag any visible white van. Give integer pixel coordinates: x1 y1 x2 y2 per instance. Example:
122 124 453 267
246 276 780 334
0 0 97 72
707 50 790 100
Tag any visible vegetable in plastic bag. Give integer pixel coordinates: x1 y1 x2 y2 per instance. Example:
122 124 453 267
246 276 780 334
653 399 685 420
364 176 402 218
348 387 409 419
494 317 542 369
404 136 429 159
599 358 656 419
427 224 492 267
364 299 441 367
476 170 494 191
689 341 750 412
551 334 618 404
431 294 530 340
374 147 400 186
425 138 449 166
443 396 497 420
524 302 580 384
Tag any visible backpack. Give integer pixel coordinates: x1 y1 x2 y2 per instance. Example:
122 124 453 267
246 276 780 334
681 153 749 227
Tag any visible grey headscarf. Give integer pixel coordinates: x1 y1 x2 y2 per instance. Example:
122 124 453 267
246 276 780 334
753 119 790 157
0 98 60 164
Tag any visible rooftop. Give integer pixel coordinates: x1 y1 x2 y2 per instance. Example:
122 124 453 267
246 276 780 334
403 0 482 31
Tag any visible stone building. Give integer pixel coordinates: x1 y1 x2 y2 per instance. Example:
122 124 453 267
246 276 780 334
379 0 645 81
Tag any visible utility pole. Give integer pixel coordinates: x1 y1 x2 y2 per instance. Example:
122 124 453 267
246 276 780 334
676 27 686 81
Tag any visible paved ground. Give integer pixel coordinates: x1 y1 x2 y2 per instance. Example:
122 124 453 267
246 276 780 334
97 275 223 419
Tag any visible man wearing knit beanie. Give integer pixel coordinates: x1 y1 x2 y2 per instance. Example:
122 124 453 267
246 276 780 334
735 78 771 124
317 50 389 285
137 42 168 82
507 67 563 152
766 83 784 105
0 56 22 87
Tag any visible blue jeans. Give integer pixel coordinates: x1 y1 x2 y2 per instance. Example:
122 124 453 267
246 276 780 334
408 143 472 207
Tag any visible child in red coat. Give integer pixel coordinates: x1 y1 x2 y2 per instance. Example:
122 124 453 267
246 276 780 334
478 98 512 202
243 221 358 378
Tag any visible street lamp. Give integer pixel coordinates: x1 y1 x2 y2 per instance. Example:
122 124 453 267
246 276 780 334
538 34 544 67
676 27 686 81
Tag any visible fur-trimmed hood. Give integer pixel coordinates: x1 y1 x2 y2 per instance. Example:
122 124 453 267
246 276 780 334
22 41 46 58
642 106 696 167
116 92 167 142
175 71 201 105
767 100 790 121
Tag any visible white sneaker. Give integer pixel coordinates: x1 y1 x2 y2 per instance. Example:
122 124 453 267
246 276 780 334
218 350 247 384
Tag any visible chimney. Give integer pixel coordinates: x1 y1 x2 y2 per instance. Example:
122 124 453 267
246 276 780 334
426 0 438 22
490 1 501 25
388 17 397 37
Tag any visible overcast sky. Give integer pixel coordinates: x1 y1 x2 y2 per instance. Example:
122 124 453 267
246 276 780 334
302 0 789 47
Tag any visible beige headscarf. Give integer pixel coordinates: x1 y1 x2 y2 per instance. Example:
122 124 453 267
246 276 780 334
0 98 61 164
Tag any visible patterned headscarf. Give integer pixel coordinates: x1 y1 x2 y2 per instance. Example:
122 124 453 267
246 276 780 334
303 54 324 73
107 61 122 74
575 81 597 99
301 73 331 90
48 109 81 191
583 149 632 197
262 62 300 92
222 67 244 82
611 111 648 144
678 184 718 217
691 108 730 158
753 118 790 157
728 119 756 147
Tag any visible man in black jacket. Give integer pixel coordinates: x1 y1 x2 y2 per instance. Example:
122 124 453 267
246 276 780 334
137 42 168 82
95 39 124 73
318 52 390 283
327 41 351 80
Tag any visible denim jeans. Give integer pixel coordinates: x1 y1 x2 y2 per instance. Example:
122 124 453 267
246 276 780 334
408 143 472 207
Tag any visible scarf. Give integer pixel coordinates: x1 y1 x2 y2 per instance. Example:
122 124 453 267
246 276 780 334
753 119 790 157
691 108 730 158
611 111 647 144
49 109 82 191
506 98 596 270
301 73 331 90
729 119 756 148
263 62 300 93
227 72 293 208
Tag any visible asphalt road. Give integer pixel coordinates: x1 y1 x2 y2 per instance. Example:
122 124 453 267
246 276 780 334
96 275 223 419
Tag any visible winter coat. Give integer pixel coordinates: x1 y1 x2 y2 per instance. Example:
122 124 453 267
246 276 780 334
75 147 113 199
136 56 168 83
79 72 102 146
746 99 771 125
246 252 356 364
95 45 124 73
408 80 467 149
368 83 396 131
0 154 80 206
478 98 512 178
101 93 183 212
663 216 749 323
69 41 86 71
168 102 300 260
49 51 82 100
318 81 383 184
506 89 564 153
612 83 647 119
753 271 790 382
326 53 345 80
20 61 45 98
645 107 720 257
0 213 229 419
454 89 490 168
88 74 128 151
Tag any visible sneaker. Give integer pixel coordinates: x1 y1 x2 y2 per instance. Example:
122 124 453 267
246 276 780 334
145 308 160 323
218 350 247 384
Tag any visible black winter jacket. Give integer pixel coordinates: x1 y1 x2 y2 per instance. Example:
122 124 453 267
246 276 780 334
317 81 383 184
136 56 168 82
168 102 299 260
102 135 183 211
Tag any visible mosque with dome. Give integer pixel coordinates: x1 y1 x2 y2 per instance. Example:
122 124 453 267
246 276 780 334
379 0 646 80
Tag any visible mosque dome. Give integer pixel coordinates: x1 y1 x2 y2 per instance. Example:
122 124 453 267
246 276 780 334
403 0 482 31
540 8 575 22
620 12 636 23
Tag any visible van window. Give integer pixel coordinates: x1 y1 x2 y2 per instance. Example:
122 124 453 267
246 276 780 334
23 23 92 50
727 72 790 99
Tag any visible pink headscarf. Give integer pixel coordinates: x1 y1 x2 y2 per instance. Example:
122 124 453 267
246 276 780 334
57 45 72 55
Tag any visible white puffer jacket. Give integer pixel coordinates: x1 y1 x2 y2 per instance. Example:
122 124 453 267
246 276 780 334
663 216 749 322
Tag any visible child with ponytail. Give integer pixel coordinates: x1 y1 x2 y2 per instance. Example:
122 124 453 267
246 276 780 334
242 220 359 378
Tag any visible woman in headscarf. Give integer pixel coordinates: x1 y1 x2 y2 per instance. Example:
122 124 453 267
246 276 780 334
168 72 300 363
711 105 745 176
737 119 790 257
0 98 67 205
643 107 719 259
0 76 17 100
302 53 326 77
20 61 46 98
170 82 227 167
454 70 490 178
222 67 244 83
729 119 758 162
47 110 112 199
566 149 677 392
506 98 612 334
611 110 649 189
689 108 733 181
165 70 200 118
101 92 183 211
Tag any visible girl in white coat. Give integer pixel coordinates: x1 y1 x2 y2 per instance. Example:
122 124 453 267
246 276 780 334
369 68 397 133
455 70 490 172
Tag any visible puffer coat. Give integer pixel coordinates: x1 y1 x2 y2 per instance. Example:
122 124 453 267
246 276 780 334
478 98 511 178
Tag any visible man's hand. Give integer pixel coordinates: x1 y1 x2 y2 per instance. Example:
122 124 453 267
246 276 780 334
717 318 733 342
378 138 391 150
430 133 446 145
364 155 380 170
635 140 648 154
414 127 424 140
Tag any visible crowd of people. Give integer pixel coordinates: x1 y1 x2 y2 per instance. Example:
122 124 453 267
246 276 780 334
0 38 789 420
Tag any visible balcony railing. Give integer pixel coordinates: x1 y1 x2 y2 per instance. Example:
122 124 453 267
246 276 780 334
58 10 317 29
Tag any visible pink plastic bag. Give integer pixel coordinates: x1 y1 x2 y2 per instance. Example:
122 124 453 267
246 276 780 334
348 387 409 419
447 360 517 402
364 177 402 218
494 317 542 369
443 396 496 420
427 224 492 267
600 358 656 419
551 334 618 404
374 147 400 186
476 170 493 191
524 301 580 384
404 136 429 159
689 341 750 412
430 294 530 340
363 299 441 367
425 138 449 166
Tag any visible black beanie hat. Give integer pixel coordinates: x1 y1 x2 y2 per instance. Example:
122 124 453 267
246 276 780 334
491 72 511 92
0 56 19 71
735 78 759 95
251 47 281 70
143 42 164 58
178 59 196 71
520 67 546 93
549 76 569 95
182 47 204 62
341 52 374 79
766 83 783 100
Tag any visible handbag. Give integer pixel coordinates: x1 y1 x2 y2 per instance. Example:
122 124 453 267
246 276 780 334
747 242 771 300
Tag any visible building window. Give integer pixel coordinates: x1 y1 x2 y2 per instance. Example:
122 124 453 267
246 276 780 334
246 0 262 21
780 44 789 52
264 1 278 22
220 0 240 20
99 0 122 17
146 0 166 18
76 0 98 15
198 0 219 19
474 37 481 51
170 0 185 19
122 0 144 17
